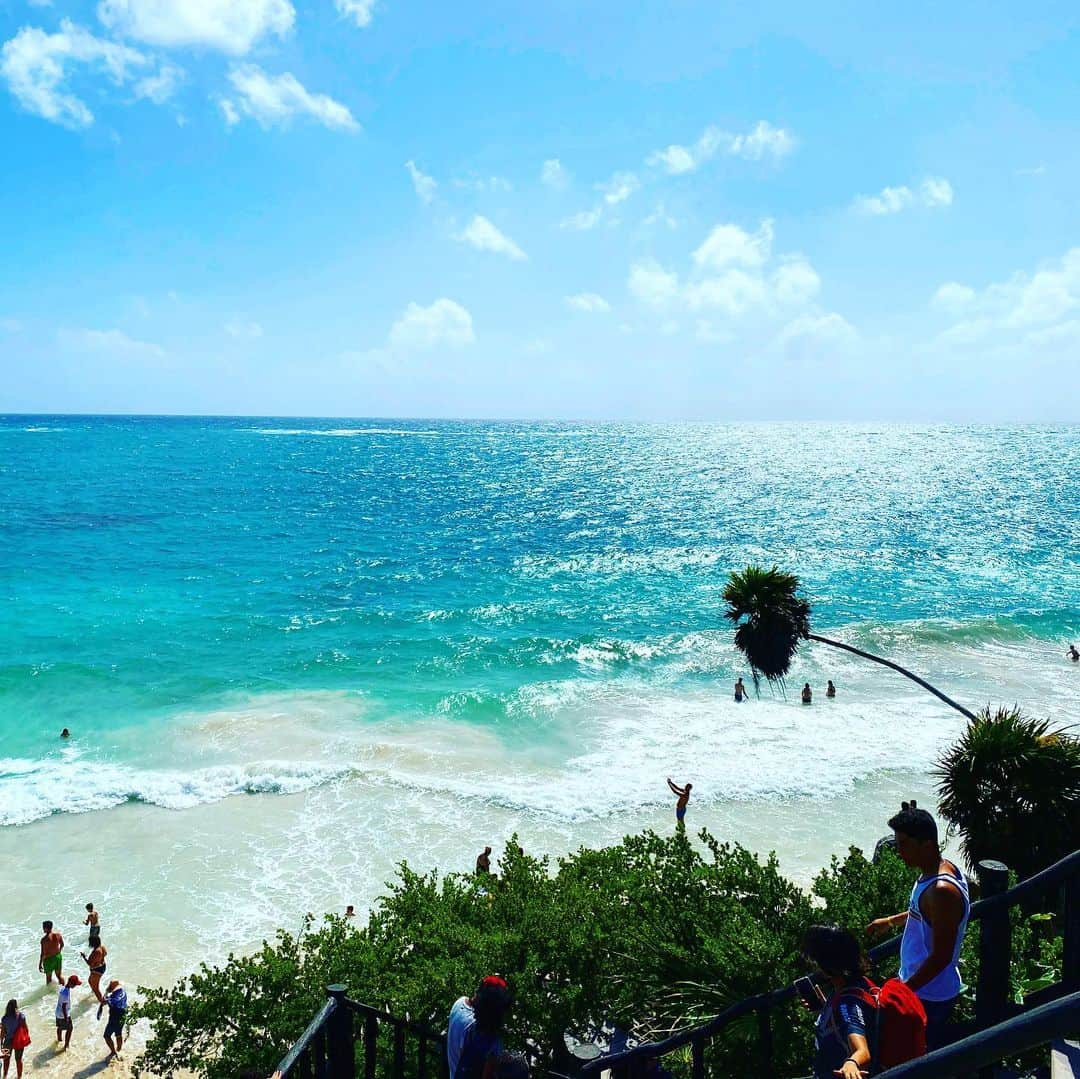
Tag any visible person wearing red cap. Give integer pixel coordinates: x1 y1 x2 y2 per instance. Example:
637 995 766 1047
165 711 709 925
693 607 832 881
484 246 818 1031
447 977 511 1079
55 975 81 1050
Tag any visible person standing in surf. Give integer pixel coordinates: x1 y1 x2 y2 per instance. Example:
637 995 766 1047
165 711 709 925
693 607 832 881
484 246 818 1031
667 778 692 827
734 678 749 702
826 680 836 698
39 921 64 985
1068 644 1079 663
801 683 813 704
866 802 970 1049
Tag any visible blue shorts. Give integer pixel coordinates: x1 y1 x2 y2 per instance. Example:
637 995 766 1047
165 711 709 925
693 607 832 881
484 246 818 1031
676 808 686 821
104 1013 126 1039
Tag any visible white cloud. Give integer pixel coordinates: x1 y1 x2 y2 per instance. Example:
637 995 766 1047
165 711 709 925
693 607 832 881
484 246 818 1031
219 96 239 125
693 220 773 271
456 215 527 260
854 176 953 215
729 120 797 161
222 65 358 131
97 0 294 55
405 160 436 204
452 174 512 193
597 170 639 205
560 206 604 231
335 0 375 28
932 282 976 313
771 257 821 306
541 158 569 189
932 248 1080 348
388 299 474 352
133 61 182 103
628 259 680 308
684 269 768 315
920 177 953 208
648 120 795 175
565 292 611 314
225 319 263 339
643 202 678 230
57 327 165 359
778 312 857 350
1 19 150 128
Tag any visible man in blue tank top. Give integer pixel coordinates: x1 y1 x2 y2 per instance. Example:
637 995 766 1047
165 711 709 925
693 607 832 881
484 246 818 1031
866 801 970 1049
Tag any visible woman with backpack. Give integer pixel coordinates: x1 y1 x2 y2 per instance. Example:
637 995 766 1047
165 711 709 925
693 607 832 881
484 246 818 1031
801 926 874 1079
1 1000 30 1079
801 925 927 1078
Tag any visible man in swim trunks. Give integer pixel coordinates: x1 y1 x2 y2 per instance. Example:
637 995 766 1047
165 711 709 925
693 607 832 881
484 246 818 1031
801 683 812 704
667 778 692 827
39 921 64 985
84 902 100 942
1068 644 1079 663
734 678 748 702
826 680 836 698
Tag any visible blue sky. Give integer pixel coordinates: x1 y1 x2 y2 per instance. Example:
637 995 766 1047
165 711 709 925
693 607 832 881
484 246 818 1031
1 0 1078 420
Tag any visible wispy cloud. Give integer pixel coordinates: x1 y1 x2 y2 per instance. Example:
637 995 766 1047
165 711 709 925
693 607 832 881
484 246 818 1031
405 160 436 203
334 0 376 28
57 327 165 359
388 299 475 351
456 215 527 260
541 158 569 190
565 292 611 313
853 176 953 215
221 65 358 131
648 120 796 175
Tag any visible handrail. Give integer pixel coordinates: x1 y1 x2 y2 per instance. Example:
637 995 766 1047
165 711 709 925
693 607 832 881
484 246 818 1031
274 996 336 1077
346 998 449 1043
975 848 1080 911
875 991 1080 1079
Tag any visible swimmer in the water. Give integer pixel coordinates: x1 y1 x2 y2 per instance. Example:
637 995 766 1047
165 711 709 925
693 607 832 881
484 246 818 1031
1068 644 1079 663
734 678 749 702
801 683 812 704
826 680 836 698
667 778 692 828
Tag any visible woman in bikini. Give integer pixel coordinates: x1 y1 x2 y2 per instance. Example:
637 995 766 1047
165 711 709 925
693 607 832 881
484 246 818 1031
80 936 108 1004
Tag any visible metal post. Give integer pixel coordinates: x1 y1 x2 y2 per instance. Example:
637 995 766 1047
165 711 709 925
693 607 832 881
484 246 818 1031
757 1006 774 1079
326 985 355 1079
364 1012 379 1079
691 1036 704 1079
1063 874 1080 992
975 861 1011 1030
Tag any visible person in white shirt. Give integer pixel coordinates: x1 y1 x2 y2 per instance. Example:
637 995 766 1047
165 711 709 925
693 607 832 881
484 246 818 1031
447 977 510 1079
55 975 81 1050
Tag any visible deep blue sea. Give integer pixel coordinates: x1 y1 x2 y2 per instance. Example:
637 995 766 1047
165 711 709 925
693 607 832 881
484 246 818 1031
1 417 1078 829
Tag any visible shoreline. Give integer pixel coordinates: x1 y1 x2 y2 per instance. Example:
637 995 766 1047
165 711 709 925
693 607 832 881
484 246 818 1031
0 768 941 1076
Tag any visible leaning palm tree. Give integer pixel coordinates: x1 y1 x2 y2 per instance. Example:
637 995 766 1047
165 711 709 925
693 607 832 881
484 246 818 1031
935 707 1080 878
722 565 976 720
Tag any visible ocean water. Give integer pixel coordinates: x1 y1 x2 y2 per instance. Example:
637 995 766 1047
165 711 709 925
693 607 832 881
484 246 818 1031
0 418 1077 1029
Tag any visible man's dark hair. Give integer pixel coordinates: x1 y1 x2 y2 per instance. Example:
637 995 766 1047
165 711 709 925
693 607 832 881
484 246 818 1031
888 800 938 843
801 925 866 978
473 979 511 1032
43 920 53 932
492 1052 530 1079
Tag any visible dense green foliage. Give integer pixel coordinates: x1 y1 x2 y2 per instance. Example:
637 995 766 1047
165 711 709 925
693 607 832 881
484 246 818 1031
132 833 913 1079
935 706 1080 879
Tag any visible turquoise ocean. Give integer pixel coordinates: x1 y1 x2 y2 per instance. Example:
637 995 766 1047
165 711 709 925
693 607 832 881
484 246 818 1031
0 417 1077 1023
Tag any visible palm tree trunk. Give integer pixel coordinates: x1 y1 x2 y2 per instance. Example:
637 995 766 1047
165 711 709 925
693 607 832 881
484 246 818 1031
807 633 977 721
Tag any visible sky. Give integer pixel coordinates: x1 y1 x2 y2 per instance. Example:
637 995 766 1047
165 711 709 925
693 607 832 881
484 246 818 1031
1 0 1079 421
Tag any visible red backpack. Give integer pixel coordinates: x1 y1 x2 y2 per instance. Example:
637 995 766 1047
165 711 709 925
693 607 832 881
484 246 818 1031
832 978 927 1072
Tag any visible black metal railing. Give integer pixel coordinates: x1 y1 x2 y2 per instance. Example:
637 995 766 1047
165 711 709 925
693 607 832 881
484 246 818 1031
274 986 448 1079
580 848 1080 1079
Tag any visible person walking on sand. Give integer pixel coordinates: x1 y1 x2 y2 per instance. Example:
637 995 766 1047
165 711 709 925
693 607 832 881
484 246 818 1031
667 778 692 827
55 975 81 1051
80 935 108 1003
100 979 128 1060
84 902 100 942
1068 644 1079 663
1 1000 29 1079
866 801 970 1049
734 678 749 702
801 683 812 705
39 920 64 984
826 680 836 699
